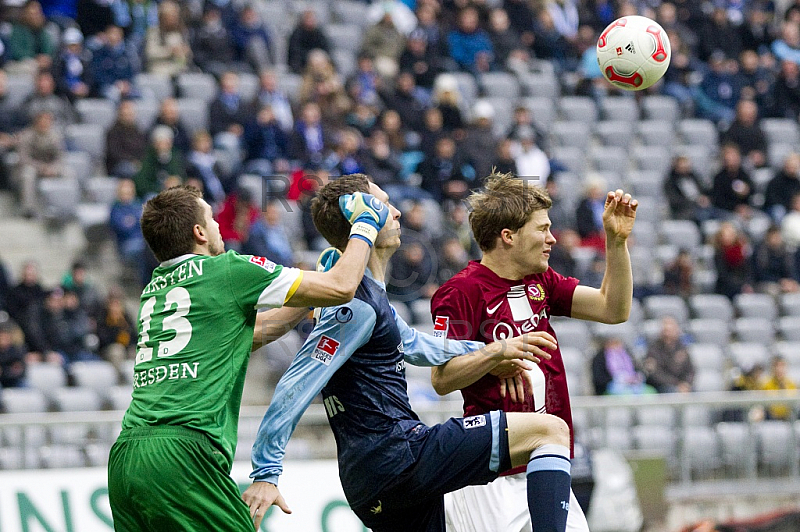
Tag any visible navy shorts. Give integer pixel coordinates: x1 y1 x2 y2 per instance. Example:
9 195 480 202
351 411 511 532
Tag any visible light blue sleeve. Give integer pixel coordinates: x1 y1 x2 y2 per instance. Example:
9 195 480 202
390 303 485 367
250 299 376 484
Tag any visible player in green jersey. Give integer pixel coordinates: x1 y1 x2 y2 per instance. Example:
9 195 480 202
108 184 388 531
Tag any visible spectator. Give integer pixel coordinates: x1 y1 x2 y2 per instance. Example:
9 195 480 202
513 126 550 184
643 316 695 393
252 69 293 132
106 99 148 178
108 178 146 281
6 261 47 347
208 71 251 153
770 59 800 119
739 4 773 53
76 0 115 39
663 248 695 298
488 7 527 70
752 224 799 295
231 4 274 73
153 97 190 155
781 192 800 252
441 199 480 260
27 287 69 365
661 30 700 113
288 102 329 166
300 49 350 125
144 0 191 78
697 6 742 62
544 175 576 234
360 130 404 193
21 70 75 129
503 0 536 51
709 143 755 219
418 107 446 159
243 104 290 178
348 53 382 107
112 0 159 51
385 71 429 134
216 188 260 252
447 6 494 75
57 287 98 364
94 289 136 372
592 336 655 395
694 52 743 126
575 174 607 250
14 110 72 218
366 0 417 36
61 260 101 316
547 227 580 279
186 130 227 208
325 127 363 177
713 221 754 298
398 28 441 92
414 2 448 58
286 9 330 75
663 154 711 223
297 165 329 250
345 101 377 140
0 69 23 158
721 99 767 168
243 199 294 267
738 49 774 112
190 4 240 78
417 135 473 202
52 27 92 102
91 25 139 102
492 138 517 175
379 109 409 154
760 355 798 420
771 21 800 66
547 0 580 42
435 234 469 286
765 153 800 222
507 105 548 152
460 100 497 181
0 320 29 388
532 9 576 71
0 254 10 312
431 74 464 132
4 0 55 75
361 10 406 79
133 125 186 199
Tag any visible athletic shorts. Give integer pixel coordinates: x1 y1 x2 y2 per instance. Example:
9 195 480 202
108 426 253 532
444 474 590 532
351 411 511 532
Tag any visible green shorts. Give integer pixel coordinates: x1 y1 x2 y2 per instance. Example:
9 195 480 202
108 426 253 531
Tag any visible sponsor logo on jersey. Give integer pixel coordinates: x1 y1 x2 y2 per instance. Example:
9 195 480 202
335 307 353 323
249 255 277 273
433 316 449 338
463 415 487 429
527 283 545 301
312 335 340 365
370 500 383 515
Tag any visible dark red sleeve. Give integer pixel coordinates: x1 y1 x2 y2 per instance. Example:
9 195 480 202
430 284 478 341
545 268 580 317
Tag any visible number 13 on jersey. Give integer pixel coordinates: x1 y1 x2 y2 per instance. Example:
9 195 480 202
136 287 194 365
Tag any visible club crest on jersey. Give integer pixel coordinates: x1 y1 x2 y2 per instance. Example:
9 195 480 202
433 316 449 338
463 415 486 429
527 283 545 301
312 335 340 365
249 255 276 273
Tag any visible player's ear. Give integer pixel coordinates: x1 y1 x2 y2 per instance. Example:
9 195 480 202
193 223 209 245
500 228 515 246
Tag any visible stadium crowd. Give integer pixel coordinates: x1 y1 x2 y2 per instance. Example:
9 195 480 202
0 0 799 406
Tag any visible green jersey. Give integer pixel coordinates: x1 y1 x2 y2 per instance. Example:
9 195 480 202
121 250 303 468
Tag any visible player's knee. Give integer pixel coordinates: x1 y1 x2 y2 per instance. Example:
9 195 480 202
540 414 570 448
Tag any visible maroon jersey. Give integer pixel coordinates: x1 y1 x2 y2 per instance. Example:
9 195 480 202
431 261 580 470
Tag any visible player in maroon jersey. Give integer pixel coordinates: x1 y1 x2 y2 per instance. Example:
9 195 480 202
431 173 637 532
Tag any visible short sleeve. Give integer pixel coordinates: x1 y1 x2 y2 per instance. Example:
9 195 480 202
545 268 580 317
226 251 303 310
430 284 478 341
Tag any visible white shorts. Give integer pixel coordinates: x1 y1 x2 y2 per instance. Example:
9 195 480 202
444 473 589 532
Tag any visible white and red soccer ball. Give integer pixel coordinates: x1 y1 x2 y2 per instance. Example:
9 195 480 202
596 15 671 91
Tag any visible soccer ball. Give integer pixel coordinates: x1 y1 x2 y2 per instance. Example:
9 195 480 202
596 15 671 91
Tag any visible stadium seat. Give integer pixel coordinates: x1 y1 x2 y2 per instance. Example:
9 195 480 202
761 118 800 146
551 319 593 354
70 360 119 393
682 426 720 479
779 293 800 317
594 121 634 148
449 72 479 106
558 96 597 122
589 146 630 174
600 97 639 121
716 422 755 474
38 445 86 469
733 293 778 320
643 295 689 323
105 385 133 411
39 177 81 220
689 294 735 321
75 98 117 130
604 406 634 432
49 388 103 445
773 341 800 367
66 123 106 161
693 368 727 392
678 119 718 149
641 95 680 122
83 175 120 205
63 151 92 183
483 97 514 134
6 74 35 108
520 96 556 132
632 145 672 174
176 98 209 136
290 1 331 24
550 146 586 173
733 317 775 344
133 98 160 131
550 121 591 149
632 425 677 468
625 171 664 200
135 73 174 101
673 144 713 180
755 421 795 473
480 72 521 100
331 49 357 78
1 387 48 414
630 220 658 248
768 143 794 170
688 320 731 347
333 1 370 26
177 72 218 103
659 219 701 248
409 299 433 327
636 120 675 146
238 72 260 102
519 72 560 99
25 362 67 400
682 404 714 426
636 405 676 428
728 342 771 371
325 23 361 54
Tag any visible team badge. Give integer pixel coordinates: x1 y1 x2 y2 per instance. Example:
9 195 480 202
432 316 449 338
463 415 487 429
312 335 340 365
527 283 545 301
335 307 353 323
249 256 276 273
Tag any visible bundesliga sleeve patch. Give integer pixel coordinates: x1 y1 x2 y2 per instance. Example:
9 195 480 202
311 335 340 365
463 415 487 429
432 316 449 338
249 255 277 273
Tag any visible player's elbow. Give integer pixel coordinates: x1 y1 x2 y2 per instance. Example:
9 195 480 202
430 369 455 396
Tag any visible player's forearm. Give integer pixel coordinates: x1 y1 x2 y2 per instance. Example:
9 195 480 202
252 306 310 351
431 345 501 395
598 238 633 323
285 240 371 307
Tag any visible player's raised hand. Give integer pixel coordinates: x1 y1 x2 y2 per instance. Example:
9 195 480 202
339 192 389 246
242 481 291 529
602 189 638 241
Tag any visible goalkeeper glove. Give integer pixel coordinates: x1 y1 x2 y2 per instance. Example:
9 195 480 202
339 192 389 246
316 247 342 272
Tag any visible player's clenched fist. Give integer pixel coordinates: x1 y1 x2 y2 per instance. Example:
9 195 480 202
339 192 389 246
484 331 557 365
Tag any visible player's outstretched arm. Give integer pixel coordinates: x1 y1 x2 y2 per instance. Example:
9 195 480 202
252 306 311 351
571 189 636 324
430 332 556 396
284 192 389 308
242 482 291 529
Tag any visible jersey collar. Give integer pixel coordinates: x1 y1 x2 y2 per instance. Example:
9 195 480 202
160 254 199 268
